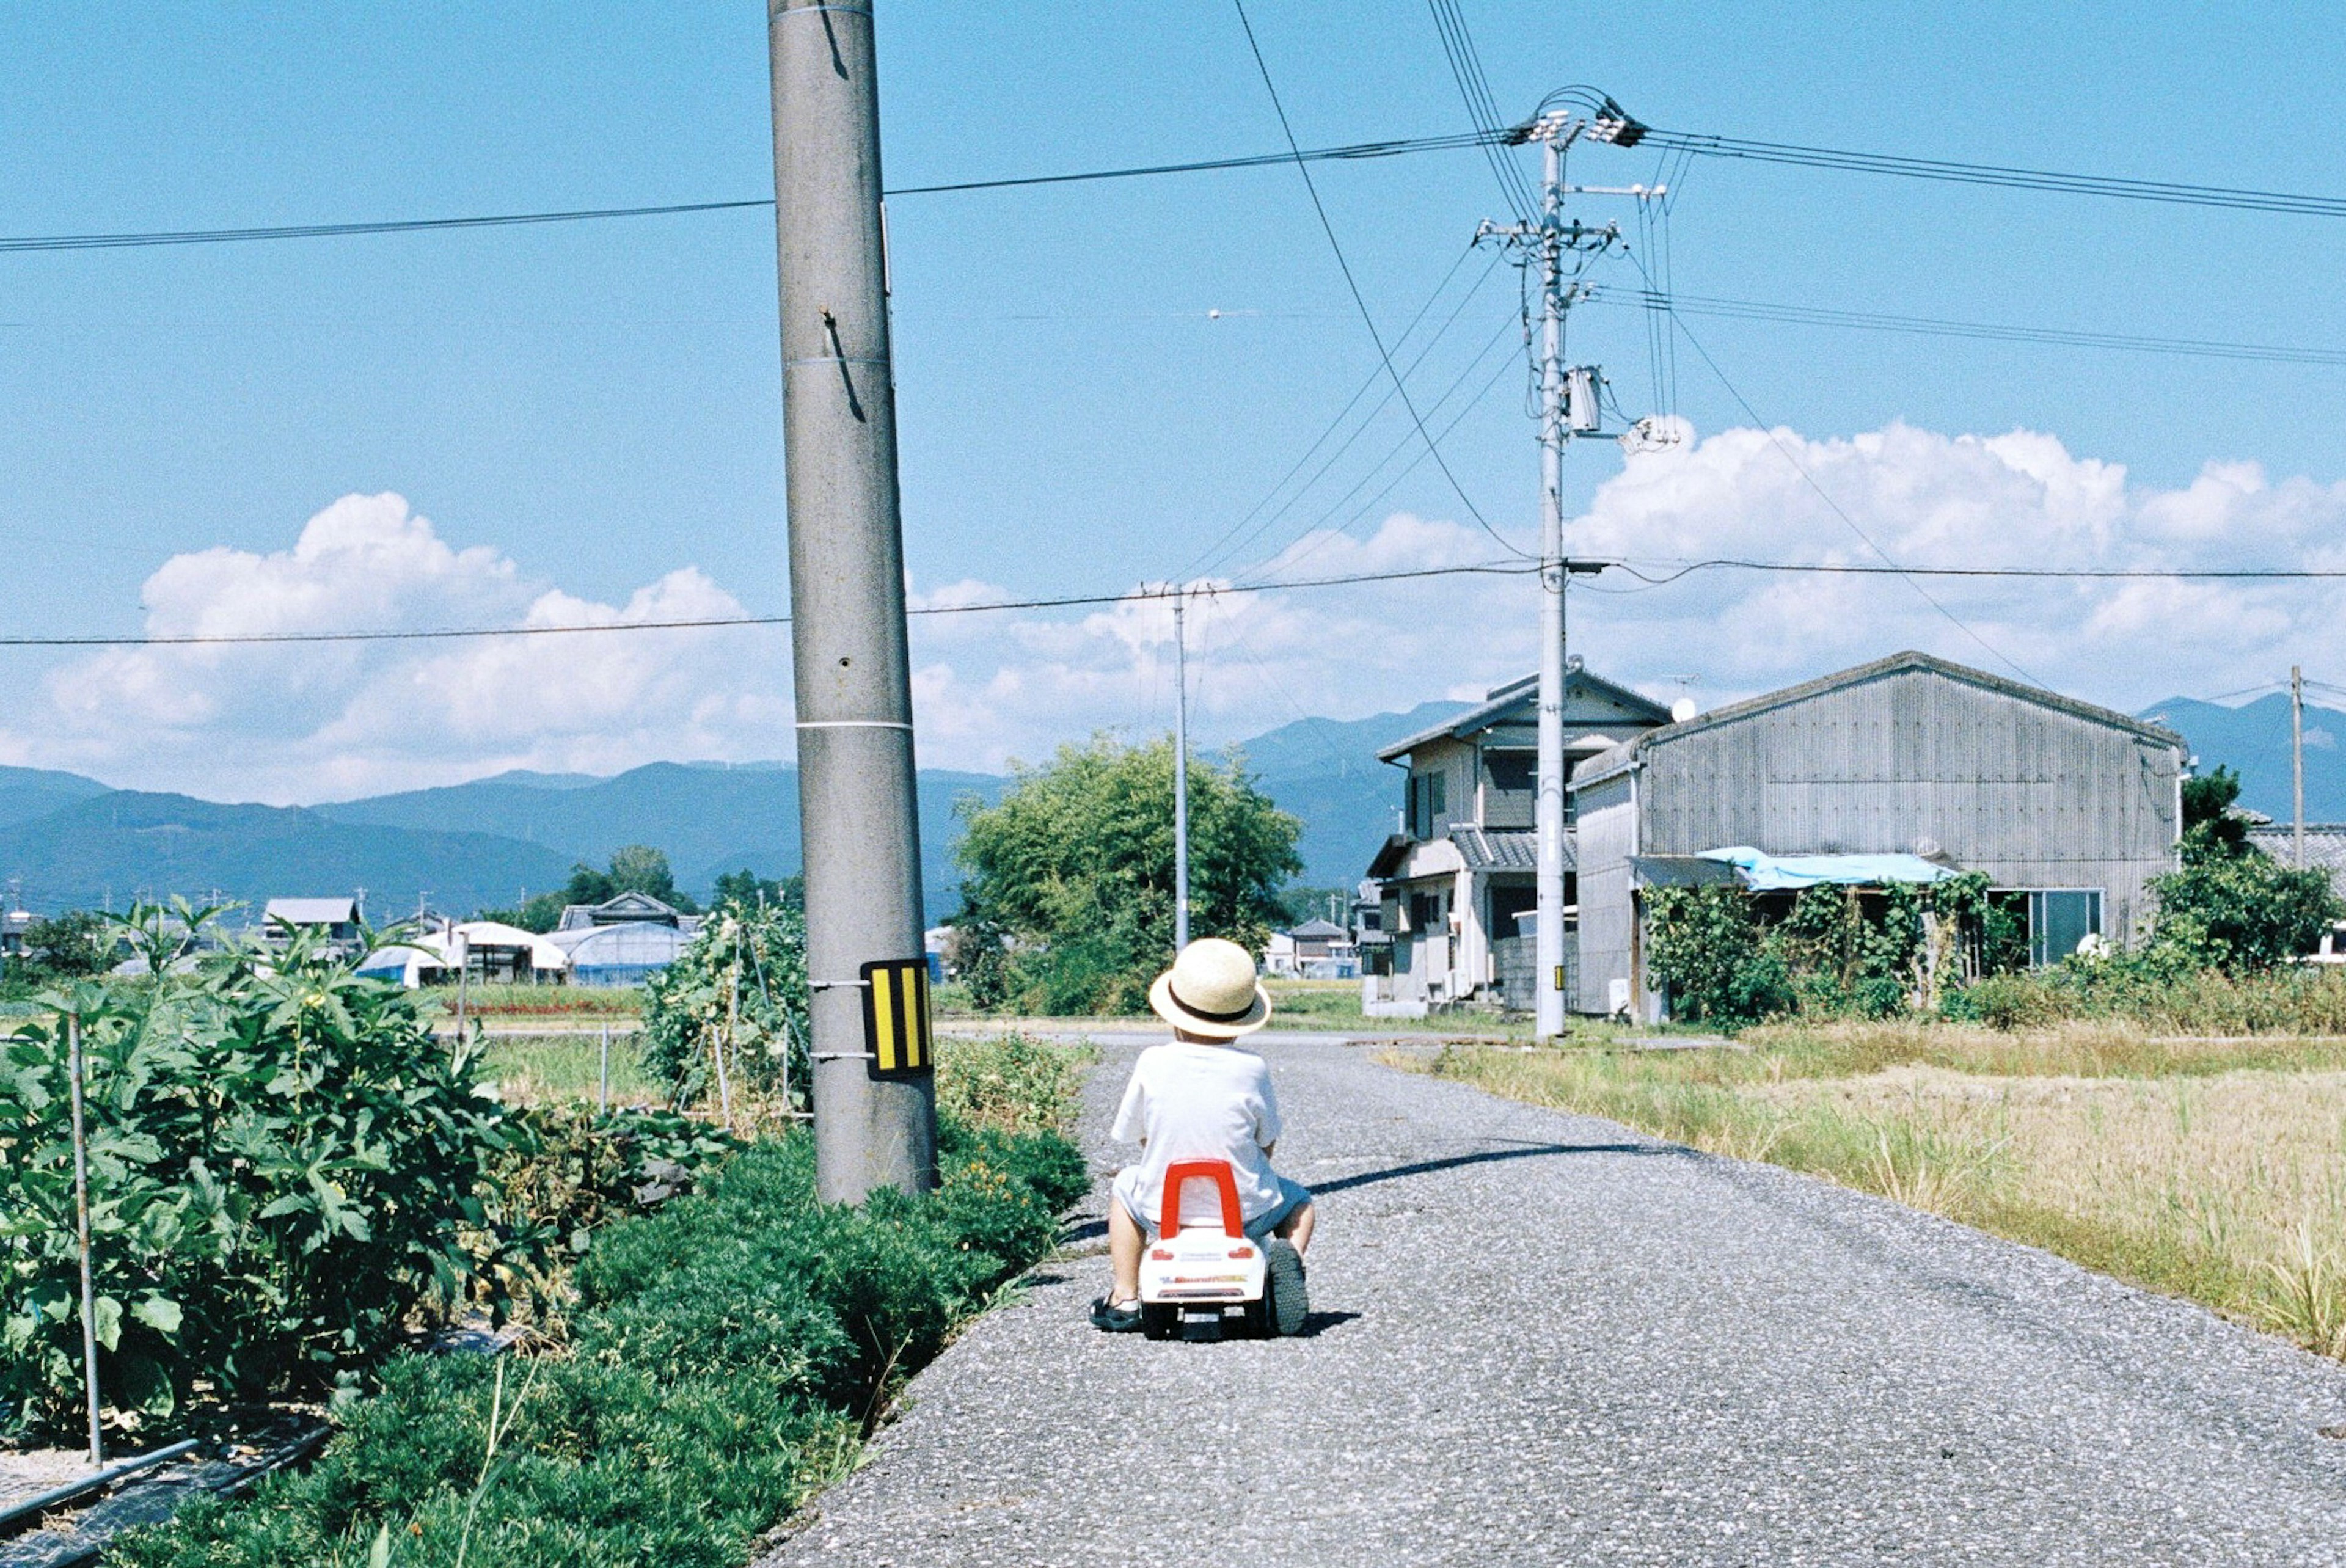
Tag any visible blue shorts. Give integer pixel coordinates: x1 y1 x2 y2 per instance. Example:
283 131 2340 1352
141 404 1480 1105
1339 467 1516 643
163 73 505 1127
1116 1173 1312 1242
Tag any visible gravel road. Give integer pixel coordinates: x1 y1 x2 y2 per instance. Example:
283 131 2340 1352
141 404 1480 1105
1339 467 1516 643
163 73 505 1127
762 1031 2346 1566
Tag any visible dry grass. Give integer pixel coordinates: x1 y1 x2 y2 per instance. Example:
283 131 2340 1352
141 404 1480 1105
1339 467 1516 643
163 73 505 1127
1410 1021 2346 1363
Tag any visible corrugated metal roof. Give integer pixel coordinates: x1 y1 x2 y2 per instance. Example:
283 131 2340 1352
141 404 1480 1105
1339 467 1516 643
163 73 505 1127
1572 650 2187 792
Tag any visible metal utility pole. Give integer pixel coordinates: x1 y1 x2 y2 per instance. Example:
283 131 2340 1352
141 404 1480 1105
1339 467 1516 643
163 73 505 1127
2294 664 2306 867
1173 589 1191 952
1478 104 1644 1040
769 0 935 1200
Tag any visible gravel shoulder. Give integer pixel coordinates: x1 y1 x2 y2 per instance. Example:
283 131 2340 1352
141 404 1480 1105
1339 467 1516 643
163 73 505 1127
762 1031 2346 1567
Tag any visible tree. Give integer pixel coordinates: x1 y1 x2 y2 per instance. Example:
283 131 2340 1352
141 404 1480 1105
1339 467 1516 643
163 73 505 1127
2180 764 2251 857
7 910 115 983
711 869 800 912
608 844 685 905
486 849 701 933
952 735 1302 1015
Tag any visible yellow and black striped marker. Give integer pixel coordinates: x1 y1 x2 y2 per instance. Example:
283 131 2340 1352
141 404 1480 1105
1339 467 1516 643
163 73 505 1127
859 957 935 1079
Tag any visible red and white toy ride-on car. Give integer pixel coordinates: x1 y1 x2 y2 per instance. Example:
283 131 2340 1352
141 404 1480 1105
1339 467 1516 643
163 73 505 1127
1136 1159 1294 1340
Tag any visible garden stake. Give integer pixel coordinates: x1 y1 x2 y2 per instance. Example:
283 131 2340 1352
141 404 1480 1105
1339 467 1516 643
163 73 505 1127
727 927 743 1126
68 1013 103 1467
599 1023 610 1112
452 924 470 1052
710 941 734 1129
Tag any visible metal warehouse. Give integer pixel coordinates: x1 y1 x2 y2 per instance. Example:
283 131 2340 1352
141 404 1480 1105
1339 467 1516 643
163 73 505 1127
1569 651 2187 1020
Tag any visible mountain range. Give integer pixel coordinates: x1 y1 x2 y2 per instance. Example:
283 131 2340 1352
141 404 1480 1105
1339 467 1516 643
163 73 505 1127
0 704 1461 922
2 691 2322 923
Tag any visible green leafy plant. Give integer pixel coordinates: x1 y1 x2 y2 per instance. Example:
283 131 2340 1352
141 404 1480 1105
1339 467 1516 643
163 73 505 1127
1 909 516 1433
637 900 810 1110
2146 831 2339 973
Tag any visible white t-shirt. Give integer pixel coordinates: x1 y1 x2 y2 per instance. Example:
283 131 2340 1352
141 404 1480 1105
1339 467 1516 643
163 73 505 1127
1111 1040 1285 1230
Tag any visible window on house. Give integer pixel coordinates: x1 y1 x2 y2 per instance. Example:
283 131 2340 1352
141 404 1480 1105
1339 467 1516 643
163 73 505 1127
1408 891 1441 933
1486 753 1535 793
2027 890 2103 966
1404 770 1450 838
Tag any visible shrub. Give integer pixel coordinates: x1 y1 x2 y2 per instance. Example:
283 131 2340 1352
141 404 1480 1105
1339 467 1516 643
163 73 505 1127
113 1117 1085 1568
934 1032 1091 1139
1 936 513 1433
2147 830 2339 973
1642 885 1789 1027
638 902 810 1110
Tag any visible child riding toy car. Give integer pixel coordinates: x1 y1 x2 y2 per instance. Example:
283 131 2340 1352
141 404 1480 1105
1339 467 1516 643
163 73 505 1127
1136 1158 1298 1339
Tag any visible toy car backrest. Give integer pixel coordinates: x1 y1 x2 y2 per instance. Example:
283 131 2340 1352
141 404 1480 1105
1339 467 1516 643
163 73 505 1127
1159 1158 1244 1239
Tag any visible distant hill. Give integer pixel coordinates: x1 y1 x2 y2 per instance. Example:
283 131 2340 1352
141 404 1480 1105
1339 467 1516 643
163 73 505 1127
0 765 111 831
1233 701 1471 891
0 699 1461 922
0 790 573 918
2143 693 2346 822
313 761 1007 916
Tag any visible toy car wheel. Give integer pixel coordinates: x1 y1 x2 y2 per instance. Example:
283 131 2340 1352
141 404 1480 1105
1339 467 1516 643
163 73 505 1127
1140 1304 1178 1341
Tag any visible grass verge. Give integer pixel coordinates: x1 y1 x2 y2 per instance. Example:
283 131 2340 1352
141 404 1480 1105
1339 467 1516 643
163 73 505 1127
1409 1023 2346 1364
109 1034 1092 1568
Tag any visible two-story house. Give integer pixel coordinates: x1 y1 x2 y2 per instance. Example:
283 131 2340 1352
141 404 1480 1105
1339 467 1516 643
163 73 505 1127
1363 662 1672 1015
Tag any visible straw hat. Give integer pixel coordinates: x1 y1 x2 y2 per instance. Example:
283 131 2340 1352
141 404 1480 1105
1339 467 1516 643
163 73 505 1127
1149 937 1272 1038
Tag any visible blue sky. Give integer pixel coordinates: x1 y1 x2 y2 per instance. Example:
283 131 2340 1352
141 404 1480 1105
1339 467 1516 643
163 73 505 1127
4 2 2345 800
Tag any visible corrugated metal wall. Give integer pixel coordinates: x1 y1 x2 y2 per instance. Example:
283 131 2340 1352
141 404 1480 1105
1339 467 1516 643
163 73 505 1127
1573 774 1638 1013
1568 666 2183 1013
1639 666 2181 943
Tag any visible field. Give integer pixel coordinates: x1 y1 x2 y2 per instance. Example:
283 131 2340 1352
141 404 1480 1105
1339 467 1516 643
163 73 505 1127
1412 1020 2346 1362
432 981 643 1019
471 1029 658 1106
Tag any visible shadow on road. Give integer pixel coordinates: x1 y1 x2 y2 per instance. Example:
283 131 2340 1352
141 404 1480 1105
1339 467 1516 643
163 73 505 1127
1294 1310 1362 1338
1059 1142 1678 1242
1312 1140 1682 1197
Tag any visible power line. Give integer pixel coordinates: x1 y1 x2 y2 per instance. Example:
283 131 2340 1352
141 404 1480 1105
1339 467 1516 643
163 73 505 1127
1618 558 2346 584
0 560 1543 649
1193 278 1518 579
0 133 1507 255
1179 244 1499 580
15 110 2346 258
1229 0 1524 558
12 552 2346 651
1591 285 2346 368
1646 275 2043 685
1426 0 1538 221
1645 126 2346 220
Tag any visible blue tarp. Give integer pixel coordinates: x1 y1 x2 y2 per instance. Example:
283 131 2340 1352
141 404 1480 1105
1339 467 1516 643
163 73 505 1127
1698 846 1957 891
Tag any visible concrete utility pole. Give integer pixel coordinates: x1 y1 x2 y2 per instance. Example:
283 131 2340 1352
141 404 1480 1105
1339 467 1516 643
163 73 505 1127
1174 589 1191 952
2294 664 2306 867
769 0 936 1200
1478 106 1643 1040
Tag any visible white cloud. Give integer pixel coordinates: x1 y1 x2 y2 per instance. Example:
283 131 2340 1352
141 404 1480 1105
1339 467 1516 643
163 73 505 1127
899 423 2346 768
10 424 2346 801
11 494 794 801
